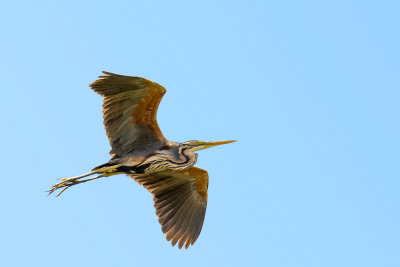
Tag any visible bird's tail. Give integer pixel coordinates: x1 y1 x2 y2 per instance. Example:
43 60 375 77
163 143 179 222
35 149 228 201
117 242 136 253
92 162 121 173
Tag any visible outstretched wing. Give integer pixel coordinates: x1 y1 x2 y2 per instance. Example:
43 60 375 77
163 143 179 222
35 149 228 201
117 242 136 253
90 71 167 157
131 167 209 249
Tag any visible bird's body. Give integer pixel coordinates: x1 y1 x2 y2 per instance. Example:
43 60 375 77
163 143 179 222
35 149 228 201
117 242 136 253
92 140 199 175
48 71 235 249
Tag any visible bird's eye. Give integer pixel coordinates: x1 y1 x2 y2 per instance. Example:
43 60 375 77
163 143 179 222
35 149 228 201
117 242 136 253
184 140 197 146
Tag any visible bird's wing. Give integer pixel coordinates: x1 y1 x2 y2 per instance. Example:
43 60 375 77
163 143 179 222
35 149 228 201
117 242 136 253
90 71 167 157
130 166 209 249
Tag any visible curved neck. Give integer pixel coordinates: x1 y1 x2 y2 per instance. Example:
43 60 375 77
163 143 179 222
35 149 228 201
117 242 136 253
139 146 198 173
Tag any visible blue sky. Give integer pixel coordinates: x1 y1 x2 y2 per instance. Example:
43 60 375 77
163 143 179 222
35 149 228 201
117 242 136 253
1 1 399 266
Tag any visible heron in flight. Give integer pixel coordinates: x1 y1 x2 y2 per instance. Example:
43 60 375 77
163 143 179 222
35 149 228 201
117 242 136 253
48 71 235 249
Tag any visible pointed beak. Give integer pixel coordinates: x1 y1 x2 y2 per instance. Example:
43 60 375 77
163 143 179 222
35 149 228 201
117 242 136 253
190 140 236 152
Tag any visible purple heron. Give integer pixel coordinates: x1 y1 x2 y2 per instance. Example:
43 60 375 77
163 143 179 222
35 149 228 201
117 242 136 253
48 71 235 249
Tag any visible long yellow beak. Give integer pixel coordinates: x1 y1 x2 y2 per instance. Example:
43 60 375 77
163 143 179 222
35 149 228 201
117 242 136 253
190 140 236 152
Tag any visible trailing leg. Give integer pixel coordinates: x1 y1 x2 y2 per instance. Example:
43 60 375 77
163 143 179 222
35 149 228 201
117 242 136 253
47 164 121 197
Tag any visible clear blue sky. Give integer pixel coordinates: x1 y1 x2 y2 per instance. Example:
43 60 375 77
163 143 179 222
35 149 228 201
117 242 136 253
1 1 399 266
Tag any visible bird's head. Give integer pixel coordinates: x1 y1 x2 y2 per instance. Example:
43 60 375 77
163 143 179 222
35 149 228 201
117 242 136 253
181 140 236 152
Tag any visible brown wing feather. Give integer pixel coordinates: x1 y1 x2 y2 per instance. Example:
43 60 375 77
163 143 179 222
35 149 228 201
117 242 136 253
90 71 167 157
130 167 209 249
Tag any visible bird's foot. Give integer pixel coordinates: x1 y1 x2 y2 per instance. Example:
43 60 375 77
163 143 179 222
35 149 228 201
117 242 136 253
47 177 84 197
47 173 107 197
